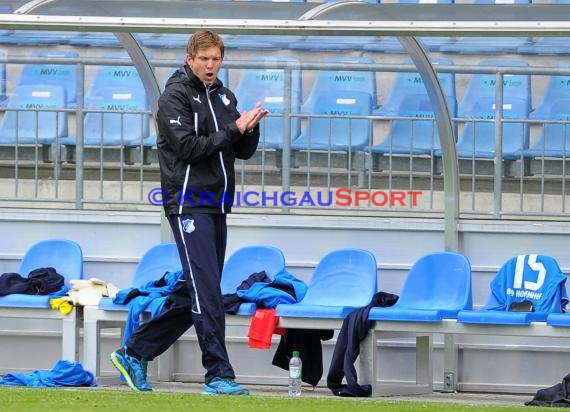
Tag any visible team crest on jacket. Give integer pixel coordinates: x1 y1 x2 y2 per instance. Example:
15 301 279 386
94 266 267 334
219 93 230 106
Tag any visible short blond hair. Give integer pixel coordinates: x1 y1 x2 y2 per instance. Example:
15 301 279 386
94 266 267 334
186 30 225 59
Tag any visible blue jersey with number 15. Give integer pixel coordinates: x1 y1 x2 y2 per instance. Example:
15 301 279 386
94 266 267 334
486 254 568 313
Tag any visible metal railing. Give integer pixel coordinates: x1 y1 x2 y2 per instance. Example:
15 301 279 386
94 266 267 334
0 54 569 219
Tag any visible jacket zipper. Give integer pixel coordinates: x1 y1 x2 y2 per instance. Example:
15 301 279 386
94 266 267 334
178 112 197 215
205 84 228 214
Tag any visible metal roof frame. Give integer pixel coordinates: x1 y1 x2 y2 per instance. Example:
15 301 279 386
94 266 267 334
5 1 570 36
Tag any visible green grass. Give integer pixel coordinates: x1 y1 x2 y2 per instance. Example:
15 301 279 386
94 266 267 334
0 388 553 412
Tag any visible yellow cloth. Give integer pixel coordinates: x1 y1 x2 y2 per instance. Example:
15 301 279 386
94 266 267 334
49 297 74 315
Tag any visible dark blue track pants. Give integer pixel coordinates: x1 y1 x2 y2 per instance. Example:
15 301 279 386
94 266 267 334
126 213 235 384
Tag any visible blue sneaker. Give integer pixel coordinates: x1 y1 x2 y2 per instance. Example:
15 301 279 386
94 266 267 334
203 377 250 395
118 359 147 383
110 347 152 392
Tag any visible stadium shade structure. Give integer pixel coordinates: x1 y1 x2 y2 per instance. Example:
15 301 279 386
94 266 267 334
4 0 570 251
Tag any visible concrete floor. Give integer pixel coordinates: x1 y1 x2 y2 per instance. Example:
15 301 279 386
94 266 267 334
95 380 534 407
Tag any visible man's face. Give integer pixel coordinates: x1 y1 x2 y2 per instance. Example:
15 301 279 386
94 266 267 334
187 46 222 86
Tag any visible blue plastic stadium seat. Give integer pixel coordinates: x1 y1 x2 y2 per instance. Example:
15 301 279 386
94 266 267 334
15 50 79 107
367 57 457 156
364 35 455 54
294 56 376 153
362 36 408 54
0 239 83 362
306 56 378 109
0 239 83 308
0 30 83 45
68 32 122 47
369 252 472 322
64 85 150 148
369 94 444 155
82 243 181 375
127 243 180 288
547 313 570 326
234 58 302 149
374 57 455 117
275 248 378 319
518 37 570 55
77 51 150 147
454 97 530 160
132 33 163 45
441 36 533 55
226 34 306 50
292 90 373 152
439 0 533 54
518 0 570 54
97 243 181 312
99 249 179 315
457 60 531 118
530 63 570 120
88 52 145 93
0 84 68 145
435 59 531 160
523 65 570 158
141 33 190 49
221 245 286 315
457 254 568 325
547 304 570 326
288 35 380 52
0 31 14 44
522 98 570 158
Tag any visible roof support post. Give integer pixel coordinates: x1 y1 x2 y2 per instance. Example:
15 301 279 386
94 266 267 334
398 36 459 252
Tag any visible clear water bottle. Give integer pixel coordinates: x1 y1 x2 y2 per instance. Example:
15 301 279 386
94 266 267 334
288 350 302 397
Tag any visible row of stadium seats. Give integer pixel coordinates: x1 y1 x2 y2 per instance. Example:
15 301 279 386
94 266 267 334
0 51 568 169
0 50 153 164
4 238 569 393
0 31 568 56
81 243 570 391
235 56 570 167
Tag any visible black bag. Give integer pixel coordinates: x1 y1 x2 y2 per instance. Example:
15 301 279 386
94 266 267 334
0 267 64 296
525 373 570 407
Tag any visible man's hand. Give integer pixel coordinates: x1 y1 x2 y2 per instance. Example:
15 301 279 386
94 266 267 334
236 102 270 134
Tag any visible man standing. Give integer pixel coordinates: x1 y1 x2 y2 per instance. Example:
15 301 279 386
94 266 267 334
110 30 268 395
